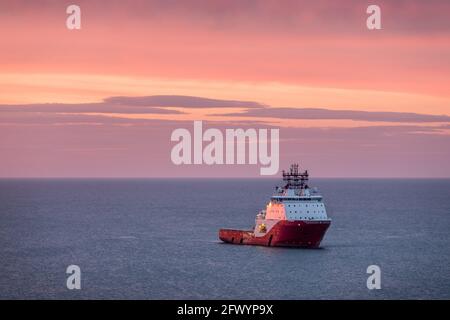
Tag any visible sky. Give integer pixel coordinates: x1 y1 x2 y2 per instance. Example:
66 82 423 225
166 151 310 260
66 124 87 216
0 0 449 177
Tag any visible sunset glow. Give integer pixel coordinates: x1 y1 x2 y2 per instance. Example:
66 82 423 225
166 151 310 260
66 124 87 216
1 0 449 177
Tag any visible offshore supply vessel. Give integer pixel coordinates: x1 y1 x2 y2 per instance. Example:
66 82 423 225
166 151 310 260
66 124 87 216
219 164 331 248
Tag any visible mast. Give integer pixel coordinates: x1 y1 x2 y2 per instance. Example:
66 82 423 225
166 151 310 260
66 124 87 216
282 164 309 190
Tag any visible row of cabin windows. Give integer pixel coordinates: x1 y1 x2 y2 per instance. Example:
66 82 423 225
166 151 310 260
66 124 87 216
287 204 324 208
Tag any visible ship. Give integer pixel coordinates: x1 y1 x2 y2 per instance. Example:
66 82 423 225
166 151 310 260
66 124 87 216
219 164 331 248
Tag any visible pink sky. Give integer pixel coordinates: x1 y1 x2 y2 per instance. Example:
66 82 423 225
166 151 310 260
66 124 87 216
0 0 449 177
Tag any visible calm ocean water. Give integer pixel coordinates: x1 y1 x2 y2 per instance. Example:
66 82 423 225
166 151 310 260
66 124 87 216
0 178 449 299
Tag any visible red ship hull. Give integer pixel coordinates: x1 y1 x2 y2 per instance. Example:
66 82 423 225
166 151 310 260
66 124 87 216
219 220 331 248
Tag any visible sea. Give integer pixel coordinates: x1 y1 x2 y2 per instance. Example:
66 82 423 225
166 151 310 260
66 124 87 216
0 178 449 299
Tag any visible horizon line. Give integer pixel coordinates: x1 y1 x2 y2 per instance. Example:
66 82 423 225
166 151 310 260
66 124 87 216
1 176 449 180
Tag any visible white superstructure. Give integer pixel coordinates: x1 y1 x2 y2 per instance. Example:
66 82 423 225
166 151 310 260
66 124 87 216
254 164 331 235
